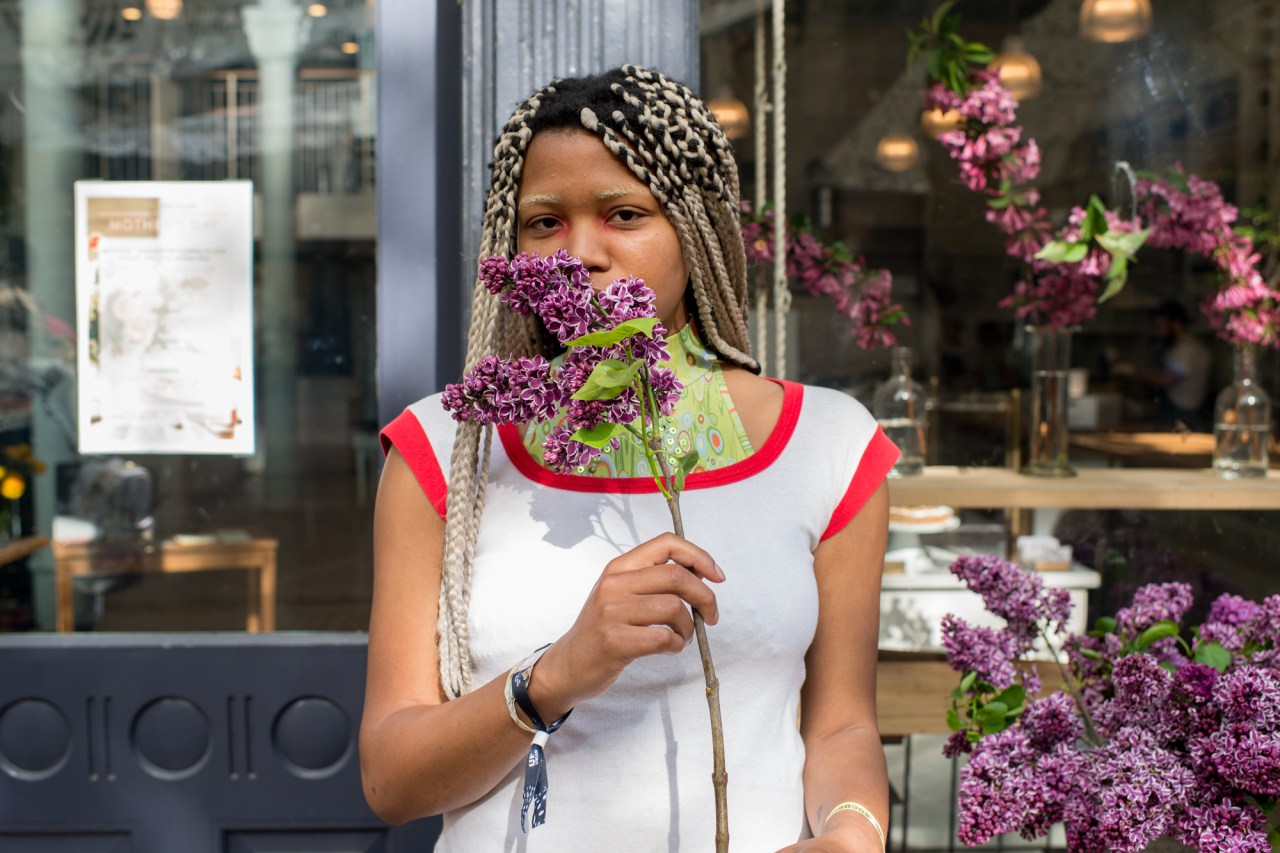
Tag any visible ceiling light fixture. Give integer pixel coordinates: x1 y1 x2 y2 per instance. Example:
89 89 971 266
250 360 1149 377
1079 0 1153 43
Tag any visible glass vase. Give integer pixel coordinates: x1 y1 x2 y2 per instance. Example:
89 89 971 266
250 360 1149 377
873 345 928 476
1021 325 1076 477
1212 345 1271 478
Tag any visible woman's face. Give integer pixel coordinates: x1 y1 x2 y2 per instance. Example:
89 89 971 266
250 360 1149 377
517 128 690 332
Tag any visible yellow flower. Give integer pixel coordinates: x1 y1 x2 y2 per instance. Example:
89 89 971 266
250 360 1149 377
1 473 25 500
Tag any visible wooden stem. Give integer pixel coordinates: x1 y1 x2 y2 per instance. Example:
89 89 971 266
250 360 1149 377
657 454 729 852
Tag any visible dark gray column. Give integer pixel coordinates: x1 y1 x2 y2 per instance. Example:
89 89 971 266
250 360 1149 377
376 0 462 424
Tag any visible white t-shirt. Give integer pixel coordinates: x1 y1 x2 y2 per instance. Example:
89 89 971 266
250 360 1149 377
381 380 898 852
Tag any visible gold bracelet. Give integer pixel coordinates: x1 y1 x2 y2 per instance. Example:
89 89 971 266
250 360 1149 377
823 801 885 850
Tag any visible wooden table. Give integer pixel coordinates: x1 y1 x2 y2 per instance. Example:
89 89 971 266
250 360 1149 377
876 652 1066 738
887 466 1280 511
0 535 50 566
53 536 278 633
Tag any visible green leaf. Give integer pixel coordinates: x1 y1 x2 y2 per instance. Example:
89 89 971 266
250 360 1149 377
570 422 622 449
564 317 662 348
571 358 642 401
1078 647 1102 661
959 671 977 693
1081 195 1109 241
1097 258 1128 304
930 0 958 34
1194 641 1232 673
670 449 701 494
946 707 962 731
975 701 1010 734
1096 227 1150 260
1035 241 1090 264
1095 616 1117 634
995 684 1026 708
1136 620 1179 650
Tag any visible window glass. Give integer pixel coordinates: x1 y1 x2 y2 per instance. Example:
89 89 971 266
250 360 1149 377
700 0 1279 597
0 0 377 633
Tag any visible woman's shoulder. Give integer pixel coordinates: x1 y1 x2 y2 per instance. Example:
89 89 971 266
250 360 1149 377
720 366 785 450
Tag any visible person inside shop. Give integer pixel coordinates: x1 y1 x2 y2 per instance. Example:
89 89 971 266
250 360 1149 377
361 66 899 851
1113 300 1212 431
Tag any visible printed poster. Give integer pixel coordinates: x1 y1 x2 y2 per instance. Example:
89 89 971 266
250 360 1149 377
74 181 255 454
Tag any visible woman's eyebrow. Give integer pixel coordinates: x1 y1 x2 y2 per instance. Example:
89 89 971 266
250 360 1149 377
519 193 560 208
596 185 640 201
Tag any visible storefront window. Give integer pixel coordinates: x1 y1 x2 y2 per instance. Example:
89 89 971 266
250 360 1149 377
700 0 1280 598
0 0 378 632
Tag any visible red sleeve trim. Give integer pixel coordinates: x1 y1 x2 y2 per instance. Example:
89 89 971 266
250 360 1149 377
380 411 448 518
496 379 804 494
819 427 900 541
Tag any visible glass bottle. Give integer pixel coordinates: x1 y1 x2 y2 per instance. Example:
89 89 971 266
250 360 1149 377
1022 325 1076 477
1213 345 1271 478
873 346 928 476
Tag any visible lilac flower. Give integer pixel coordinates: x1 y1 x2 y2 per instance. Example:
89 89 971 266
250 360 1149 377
955 726 1043 844
1062 727 1194 852
444 252 683 474
940 614 1024 689
1207 593 1264 628
1093 654 1174 741
1021 692 1083 752
739 200 904 348
1178 799 1271 852
442 355 561 425
1115 582 1193 638
949 554 1072 640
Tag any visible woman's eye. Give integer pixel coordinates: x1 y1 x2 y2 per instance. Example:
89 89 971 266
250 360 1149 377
610 209 644 224
525 216 559 233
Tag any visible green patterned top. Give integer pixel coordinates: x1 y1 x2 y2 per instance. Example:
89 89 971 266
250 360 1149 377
522 325 755 478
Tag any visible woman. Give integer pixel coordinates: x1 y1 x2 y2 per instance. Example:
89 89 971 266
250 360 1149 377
362 66 898 852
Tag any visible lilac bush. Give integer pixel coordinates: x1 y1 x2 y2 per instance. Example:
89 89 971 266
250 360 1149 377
944 554 1280 851
739 202 907 349
912 5 1280 346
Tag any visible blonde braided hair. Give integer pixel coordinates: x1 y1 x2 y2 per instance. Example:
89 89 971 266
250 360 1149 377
437 66 756 698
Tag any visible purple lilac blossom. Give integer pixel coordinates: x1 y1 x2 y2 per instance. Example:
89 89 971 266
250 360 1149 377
1063 727 1195 852
1020 692 1083 752
1093 654 1176 741
1115 582 1194 637
1178 799 1271 852
940 614 1024 689
444 252 683 474
441 355 561 425
739 201 905 349
949 554 1072 641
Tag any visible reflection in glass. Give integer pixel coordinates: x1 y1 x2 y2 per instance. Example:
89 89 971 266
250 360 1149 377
2 0 379 632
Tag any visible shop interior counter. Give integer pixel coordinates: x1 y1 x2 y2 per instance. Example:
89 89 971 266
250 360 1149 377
886 466 1280 510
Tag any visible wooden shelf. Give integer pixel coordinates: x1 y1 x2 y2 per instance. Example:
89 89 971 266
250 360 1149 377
0 535 50 566
887 466 1280 511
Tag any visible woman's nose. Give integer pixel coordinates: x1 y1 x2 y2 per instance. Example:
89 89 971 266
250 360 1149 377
565 227 610 286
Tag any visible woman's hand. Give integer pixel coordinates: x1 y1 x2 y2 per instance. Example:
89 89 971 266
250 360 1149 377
528 532 724 718
772 823 881 853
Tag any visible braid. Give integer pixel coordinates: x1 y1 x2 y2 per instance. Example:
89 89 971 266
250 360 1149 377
437 67 757 697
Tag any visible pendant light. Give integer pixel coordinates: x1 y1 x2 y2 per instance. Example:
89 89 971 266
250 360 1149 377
145 0 183 19
709 87 751 141
875 133 919 172
1079 0 1153 43
920 108 963 139
988 35 1042 100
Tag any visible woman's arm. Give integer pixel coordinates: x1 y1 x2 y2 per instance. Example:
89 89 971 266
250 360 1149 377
777 481 891 852
359 448 725 824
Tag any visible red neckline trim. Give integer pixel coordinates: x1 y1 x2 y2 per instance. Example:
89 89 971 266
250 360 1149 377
497 379 803 493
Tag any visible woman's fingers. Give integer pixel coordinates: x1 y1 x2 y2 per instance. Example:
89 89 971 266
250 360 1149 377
608 532 725 584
